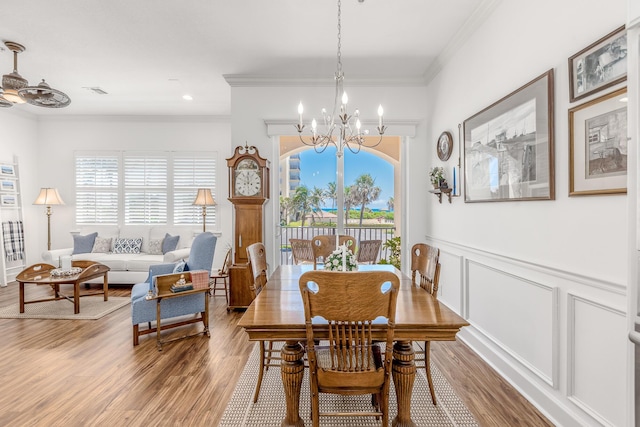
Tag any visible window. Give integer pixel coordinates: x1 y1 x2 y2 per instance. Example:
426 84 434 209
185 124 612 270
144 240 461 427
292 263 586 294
75 151 216 227
75 153 119 225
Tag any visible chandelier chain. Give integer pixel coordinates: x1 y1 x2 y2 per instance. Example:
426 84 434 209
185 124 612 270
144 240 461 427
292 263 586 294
336 0 342 76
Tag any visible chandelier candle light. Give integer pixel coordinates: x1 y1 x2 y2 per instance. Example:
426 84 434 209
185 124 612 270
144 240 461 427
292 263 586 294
295 0 386 235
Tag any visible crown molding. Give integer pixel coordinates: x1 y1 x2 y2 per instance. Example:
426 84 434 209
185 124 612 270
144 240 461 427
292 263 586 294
35 115 230 123
223 74 426 88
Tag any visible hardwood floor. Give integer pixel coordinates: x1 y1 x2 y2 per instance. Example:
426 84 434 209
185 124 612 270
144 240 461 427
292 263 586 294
0 282 554 427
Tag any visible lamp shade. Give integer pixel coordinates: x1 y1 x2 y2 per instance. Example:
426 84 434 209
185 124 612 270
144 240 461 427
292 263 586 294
33 188 65 206
193 188 215 206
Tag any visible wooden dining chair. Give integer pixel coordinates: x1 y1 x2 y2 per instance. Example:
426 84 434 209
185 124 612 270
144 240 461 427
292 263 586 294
410 243 441 405
299 270 400 427
209 247 231 304
356 239 382 264
311 235 356 269
246 242 280 403
289 238 315 265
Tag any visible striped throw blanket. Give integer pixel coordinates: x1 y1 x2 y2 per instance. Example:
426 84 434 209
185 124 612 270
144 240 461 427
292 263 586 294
2 220 24 262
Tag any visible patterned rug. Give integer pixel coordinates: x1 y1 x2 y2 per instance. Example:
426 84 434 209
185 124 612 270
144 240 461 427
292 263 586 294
220 342 478 426
0 296 130 320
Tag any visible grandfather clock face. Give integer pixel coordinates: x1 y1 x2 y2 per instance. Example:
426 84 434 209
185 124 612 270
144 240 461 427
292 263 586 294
234 159 262 197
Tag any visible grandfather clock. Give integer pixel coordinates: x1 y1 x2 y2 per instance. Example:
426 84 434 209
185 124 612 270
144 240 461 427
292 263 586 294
226 143 269 309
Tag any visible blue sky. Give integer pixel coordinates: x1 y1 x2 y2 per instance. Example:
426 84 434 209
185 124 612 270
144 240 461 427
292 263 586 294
297 146 394 211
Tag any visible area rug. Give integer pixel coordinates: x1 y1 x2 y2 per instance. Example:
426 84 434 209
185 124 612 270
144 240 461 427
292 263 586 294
220 342 478 426
0 296 130 320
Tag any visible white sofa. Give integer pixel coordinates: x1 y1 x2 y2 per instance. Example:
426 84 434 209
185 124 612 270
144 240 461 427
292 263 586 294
41 225 201 284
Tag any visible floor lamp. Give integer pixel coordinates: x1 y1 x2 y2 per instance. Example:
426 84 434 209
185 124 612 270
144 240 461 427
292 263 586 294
33 188 65 250
193 188 215 232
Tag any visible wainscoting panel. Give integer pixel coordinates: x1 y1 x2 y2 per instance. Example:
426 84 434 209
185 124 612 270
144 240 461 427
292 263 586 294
467 260 556 385
568 294 627 427
438 250 464 314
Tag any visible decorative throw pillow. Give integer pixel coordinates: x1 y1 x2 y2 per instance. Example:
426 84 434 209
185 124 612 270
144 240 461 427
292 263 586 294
172 260 186 273
148 239 163 255
113 237 143 254
91 237 112 253
162 233 180 254
72 232 98 255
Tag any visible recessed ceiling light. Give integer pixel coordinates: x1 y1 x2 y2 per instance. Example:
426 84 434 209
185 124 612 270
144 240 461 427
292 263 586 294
183 94 193 101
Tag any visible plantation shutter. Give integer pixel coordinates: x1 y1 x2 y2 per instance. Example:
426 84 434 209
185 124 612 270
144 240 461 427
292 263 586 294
124 154 167 224
173 154 216 226
75 154 119 225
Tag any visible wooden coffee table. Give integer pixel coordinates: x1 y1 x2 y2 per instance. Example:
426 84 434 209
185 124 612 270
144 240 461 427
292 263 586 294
16 260 110 314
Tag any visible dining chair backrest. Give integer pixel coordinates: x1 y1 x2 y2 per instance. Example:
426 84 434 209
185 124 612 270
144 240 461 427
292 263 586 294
218 247 232 275
356 239 382 264
299 269 399 401
289 239 315 265
246 242 268 295
410 243 440 296
311 235 356 269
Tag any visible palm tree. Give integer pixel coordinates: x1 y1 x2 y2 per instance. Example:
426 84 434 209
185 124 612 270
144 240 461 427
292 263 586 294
309 186 326 224
325 181 337 215
352 174 381 227
387 197 394 212
343 185 355 225
291 185 311 227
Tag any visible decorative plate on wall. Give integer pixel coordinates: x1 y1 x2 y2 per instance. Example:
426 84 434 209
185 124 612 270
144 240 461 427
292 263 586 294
437 131 453 161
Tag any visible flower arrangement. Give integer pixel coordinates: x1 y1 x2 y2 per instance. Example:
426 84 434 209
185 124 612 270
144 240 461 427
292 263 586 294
325 244 358 271
429 166 445 187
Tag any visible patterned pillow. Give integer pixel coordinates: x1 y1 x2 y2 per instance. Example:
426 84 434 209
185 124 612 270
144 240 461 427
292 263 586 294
91 237 113 253
148 239 163 255
113 237 143 254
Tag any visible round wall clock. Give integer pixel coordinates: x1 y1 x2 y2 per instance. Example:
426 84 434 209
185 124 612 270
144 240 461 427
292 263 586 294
437 131 453 161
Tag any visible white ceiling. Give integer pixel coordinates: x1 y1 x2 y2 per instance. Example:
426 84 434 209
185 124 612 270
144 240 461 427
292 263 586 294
0 0 489 117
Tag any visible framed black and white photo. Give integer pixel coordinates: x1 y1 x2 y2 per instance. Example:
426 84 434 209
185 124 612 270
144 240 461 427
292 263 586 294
569 26 627 103
569 87 627 196
0 180 15 192
1 194 17 206
0 164 15 177
463 70 555 202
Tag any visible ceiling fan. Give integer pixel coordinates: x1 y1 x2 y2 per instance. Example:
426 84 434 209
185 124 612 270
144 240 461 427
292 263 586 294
0 41 70 108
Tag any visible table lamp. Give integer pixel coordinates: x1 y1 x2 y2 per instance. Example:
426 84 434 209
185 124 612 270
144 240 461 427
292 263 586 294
33 187 65 250
192 188 215 232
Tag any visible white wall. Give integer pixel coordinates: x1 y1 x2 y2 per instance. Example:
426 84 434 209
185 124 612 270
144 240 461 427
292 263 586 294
0 110 42 269
426 0 630 425
33 116 232 269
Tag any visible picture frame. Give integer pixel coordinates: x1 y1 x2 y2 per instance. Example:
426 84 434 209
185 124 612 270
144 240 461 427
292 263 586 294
0 164 15 177
568 25 627 103
1 194 17 206
0 180 16 192
463 69 555 202
569 87 627 196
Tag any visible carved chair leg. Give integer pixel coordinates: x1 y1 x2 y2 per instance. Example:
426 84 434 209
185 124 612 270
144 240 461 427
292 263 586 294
253 340 266 403
425 341 436 405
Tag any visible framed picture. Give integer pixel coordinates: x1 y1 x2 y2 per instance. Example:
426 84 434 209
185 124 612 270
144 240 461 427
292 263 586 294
463 69 555 202
568 26 627 103
0 164 15 177
569 87 627 196
1 194 17 206
0 180 15 192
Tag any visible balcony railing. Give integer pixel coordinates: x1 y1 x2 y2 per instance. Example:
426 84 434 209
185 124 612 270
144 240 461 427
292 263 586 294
279 225 396 265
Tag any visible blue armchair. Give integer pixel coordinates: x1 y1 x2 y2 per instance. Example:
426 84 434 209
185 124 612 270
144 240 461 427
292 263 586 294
131 232 217 346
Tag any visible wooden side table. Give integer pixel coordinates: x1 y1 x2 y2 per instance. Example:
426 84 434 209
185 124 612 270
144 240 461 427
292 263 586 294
151 273 210 351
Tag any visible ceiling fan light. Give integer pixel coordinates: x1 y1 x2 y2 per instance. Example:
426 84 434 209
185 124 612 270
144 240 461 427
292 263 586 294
1 88 25 104
19 79 71 108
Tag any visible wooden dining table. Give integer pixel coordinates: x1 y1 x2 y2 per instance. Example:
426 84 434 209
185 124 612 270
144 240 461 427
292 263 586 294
237 264 469 427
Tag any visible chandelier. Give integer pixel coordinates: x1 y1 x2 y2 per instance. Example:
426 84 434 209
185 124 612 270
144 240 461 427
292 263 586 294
0 41 71 108
295 0 385 157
